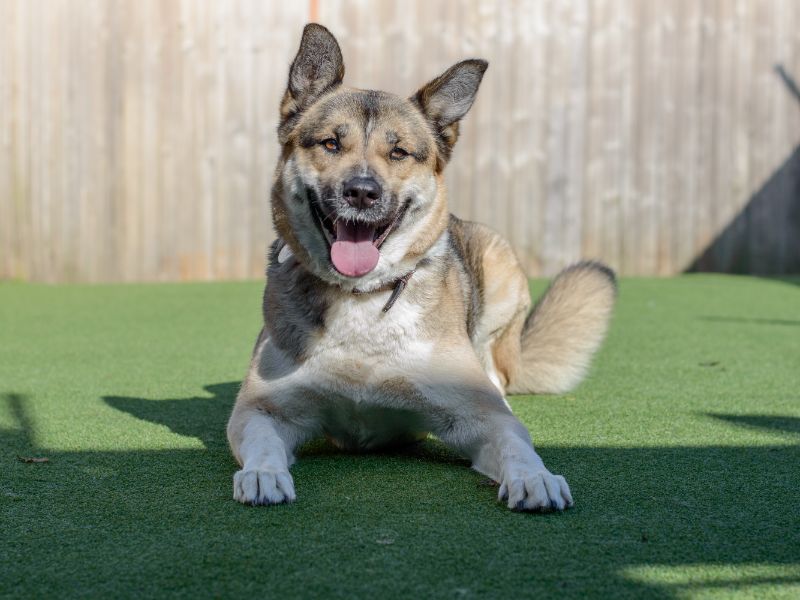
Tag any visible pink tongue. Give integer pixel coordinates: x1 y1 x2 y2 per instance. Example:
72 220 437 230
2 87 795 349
330 221 379 277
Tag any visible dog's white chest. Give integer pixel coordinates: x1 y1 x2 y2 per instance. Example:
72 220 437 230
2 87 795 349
310 292 433 374
300 293 434 448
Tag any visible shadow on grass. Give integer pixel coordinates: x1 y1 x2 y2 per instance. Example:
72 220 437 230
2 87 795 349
698 316 800 327
2 387 799 598
707 413 800 437
3 393 35 452
104 382 238 450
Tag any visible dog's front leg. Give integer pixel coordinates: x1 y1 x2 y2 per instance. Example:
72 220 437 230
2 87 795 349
227 401 312 506
426 378 573 511
472 412 573 511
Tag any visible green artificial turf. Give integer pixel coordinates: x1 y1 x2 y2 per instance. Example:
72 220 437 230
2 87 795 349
1 275 798 599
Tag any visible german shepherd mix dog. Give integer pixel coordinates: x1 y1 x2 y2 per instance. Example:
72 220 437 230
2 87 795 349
227 24 616 512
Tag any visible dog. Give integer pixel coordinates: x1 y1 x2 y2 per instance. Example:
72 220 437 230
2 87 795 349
226 24 616 512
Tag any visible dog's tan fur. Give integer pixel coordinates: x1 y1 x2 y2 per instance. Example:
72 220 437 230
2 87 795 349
227 24 616 511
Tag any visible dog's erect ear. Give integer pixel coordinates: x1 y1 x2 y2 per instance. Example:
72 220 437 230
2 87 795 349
279 24 344 140
412 59 488 156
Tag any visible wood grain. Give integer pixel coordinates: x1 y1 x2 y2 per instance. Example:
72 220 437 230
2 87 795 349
1 0 798 281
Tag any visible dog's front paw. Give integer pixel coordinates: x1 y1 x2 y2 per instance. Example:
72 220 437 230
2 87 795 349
498 469 573 512
233 468 296 506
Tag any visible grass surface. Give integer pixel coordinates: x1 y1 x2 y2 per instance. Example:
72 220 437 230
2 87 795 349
1 275 799 599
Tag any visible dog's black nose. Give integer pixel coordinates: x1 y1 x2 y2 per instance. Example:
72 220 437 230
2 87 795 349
343 177 382 209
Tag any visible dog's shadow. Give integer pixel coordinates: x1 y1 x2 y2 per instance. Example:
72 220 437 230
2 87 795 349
104 382 238 450
103 381 468 465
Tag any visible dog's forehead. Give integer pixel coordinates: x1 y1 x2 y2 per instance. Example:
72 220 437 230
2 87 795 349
300 89 431 141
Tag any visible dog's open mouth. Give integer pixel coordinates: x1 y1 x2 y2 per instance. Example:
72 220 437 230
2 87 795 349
311 201 409 278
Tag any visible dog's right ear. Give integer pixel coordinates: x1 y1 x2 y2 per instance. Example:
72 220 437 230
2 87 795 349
279 24 344 142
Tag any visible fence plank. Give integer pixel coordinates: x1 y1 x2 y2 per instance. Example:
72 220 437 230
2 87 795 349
1 0 798 281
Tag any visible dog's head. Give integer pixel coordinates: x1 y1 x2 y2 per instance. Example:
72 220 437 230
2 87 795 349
272 24 486 291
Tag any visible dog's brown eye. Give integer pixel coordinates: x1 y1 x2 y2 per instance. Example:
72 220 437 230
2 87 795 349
321 138 340 153
390 147 409 161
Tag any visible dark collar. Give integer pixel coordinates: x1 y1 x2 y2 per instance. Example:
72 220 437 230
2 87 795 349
352 270 416 313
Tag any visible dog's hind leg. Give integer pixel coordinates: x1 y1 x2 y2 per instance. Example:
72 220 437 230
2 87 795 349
454 220 531 394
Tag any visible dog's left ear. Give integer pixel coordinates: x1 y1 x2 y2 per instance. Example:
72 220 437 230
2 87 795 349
279 24 344 142
412 59 488 157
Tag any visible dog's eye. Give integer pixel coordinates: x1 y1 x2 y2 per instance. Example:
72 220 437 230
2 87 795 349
321 138 340 153
390 147 409 161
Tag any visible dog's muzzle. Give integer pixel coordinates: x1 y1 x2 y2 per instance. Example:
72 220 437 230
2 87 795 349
310 188 410 278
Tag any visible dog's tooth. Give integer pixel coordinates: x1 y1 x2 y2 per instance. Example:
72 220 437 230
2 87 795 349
278 244 293 264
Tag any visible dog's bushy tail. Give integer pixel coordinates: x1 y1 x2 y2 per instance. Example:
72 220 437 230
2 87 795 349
506 261 617 395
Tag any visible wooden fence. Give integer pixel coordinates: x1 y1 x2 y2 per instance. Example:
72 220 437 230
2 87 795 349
2 0 799 282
